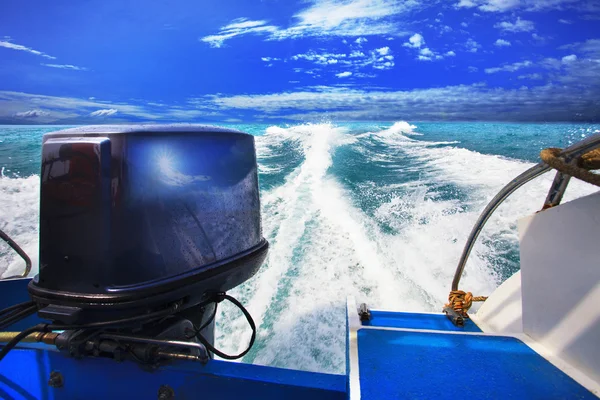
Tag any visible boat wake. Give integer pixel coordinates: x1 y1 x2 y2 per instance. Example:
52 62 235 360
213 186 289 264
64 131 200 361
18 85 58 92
0 122 596 374
216 122 597 373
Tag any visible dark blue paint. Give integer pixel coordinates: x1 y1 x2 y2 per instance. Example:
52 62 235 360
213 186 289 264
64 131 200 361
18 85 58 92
357 329 596 400
0 278 43 331
362 310 482 332
0 348 346 400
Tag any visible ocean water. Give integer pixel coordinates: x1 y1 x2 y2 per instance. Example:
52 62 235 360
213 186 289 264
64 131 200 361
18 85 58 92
1 122 598 374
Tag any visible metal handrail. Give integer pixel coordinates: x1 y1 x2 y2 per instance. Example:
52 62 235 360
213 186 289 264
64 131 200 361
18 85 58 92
452 132 600 291
0 228 32 280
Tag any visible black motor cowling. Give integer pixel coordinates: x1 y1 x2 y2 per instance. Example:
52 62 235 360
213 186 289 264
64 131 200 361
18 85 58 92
28 125 268 325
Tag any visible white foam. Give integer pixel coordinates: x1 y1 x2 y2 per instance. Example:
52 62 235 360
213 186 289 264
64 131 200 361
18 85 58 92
216 124 368 363
386 121 420 135
401 139 599 247
217 123 428 371
0 176 39 278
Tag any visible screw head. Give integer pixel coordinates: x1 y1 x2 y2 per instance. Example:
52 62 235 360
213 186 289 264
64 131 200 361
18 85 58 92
158 385 175 400
48 371 64 388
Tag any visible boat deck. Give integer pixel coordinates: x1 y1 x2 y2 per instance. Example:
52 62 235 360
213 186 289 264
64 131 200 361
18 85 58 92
353 310 597 399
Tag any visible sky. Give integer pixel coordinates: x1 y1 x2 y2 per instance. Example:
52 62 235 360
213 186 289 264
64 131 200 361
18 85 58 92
0 0 599 123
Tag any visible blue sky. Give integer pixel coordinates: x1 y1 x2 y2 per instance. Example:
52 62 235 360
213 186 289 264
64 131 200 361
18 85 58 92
0 0 599 123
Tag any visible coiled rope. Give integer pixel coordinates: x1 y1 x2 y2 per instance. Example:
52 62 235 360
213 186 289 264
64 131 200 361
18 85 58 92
540 147 600 187
445 290 487 318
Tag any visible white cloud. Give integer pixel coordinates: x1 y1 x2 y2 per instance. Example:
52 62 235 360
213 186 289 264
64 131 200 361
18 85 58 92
291 51 347 65
354 72 377 78
292 67 322 77
335 71 353 78
373 61 394 69
420 48 434 57
540 57 563 69
375 46 390 55
200 19 279 48
196 82 600 121
518 73 543 80
468 66 479 72
494 39 511 47
14 109 50 118
261 57 281 62
163 109 224 120
558 19 572 24
90 109 118 117
456 0 478 8
0 91 164 122
224 19 270 30
559 39 600 58
461 22 469 28
465 38 481 52
455 0 583 12
485 60 533 73
289 47 395 70
404 34 451 61
41 63 88 71
562 54 577 63
355 37 368 45
404 33 425 48
285 0 417 38
494 18 535 33
531 33 546 42
0 38 56 59
200 0 419 47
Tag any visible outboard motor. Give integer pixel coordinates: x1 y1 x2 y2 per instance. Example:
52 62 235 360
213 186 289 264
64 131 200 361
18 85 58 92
22 125 268 364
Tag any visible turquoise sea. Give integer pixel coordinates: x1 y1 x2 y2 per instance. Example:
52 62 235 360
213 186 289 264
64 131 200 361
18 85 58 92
1 121 598 373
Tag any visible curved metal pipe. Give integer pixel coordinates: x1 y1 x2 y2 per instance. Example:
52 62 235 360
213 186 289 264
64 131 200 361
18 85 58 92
0 331 58 344
0 227 32 279
452 133 600 291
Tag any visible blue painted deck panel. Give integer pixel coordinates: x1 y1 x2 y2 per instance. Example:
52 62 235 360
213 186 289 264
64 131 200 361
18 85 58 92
362 310 481 332
0 348 346 400
357 328 596 400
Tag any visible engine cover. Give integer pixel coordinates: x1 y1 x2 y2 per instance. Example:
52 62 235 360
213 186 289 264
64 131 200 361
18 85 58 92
28 125 268 323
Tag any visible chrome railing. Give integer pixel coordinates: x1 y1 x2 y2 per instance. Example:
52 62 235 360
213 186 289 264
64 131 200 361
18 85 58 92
452 132 600 291
0 228 32 280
